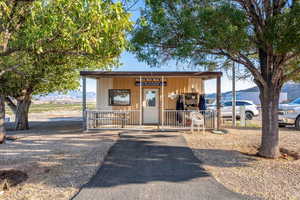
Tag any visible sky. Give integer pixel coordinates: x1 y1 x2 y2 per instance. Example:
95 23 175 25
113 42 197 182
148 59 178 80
85 52 256 94
84 1 256 94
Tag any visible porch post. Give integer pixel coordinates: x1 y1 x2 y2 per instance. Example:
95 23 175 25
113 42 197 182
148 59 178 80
161 76 164 129
232 62 236 127
82 76 87 130
216 76 221 130
139 76 142 127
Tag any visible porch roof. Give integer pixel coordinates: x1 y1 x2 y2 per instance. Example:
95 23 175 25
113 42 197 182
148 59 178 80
80 71 222 80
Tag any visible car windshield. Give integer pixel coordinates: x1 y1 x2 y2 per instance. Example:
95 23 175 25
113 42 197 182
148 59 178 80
289 98 300 105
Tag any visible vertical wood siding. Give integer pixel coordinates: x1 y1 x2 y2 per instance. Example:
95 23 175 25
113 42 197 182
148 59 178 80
108 77 203 110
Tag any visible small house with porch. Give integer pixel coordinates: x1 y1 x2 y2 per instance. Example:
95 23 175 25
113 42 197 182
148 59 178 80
81 71 222 131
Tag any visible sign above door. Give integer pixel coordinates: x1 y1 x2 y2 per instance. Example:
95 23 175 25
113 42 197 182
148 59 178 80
135 78 167 86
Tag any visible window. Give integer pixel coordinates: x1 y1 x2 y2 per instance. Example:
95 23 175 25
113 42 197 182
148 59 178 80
109 89 131 106
236 101 245 106
145 90 157 107
224 102 232 106
236 101 252 106
290 98 300 105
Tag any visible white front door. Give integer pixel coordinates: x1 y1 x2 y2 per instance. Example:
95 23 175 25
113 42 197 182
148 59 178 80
143 89 159 124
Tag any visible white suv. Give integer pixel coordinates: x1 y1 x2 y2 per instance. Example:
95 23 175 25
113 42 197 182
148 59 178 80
208 100 259 120
278 98 300 129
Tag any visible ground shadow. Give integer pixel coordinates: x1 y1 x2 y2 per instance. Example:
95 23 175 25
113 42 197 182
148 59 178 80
1 121 117 189
72 131 258 199
5 120 84 135
1 121 258 199
191 148 258 168
77 132 254 188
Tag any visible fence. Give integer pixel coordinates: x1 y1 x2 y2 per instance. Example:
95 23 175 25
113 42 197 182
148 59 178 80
163 110 215 129
220 106 262 128
86 110 216 130
86 110 140 129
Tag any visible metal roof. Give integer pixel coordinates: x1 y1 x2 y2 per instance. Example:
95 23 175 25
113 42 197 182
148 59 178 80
80 71 222 79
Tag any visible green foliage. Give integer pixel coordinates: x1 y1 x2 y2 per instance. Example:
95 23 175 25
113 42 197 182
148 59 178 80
0 0 132 96
131 0 300 82
131 0 300 158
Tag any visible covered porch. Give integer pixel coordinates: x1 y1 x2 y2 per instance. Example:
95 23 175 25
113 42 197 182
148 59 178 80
81 71 222 131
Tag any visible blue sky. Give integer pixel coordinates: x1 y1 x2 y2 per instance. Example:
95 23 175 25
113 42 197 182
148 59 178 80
84 1 256 94
85 52 255 94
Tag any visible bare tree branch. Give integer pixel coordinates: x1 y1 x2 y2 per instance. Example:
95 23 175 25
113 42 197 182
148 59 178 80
217 49 267 87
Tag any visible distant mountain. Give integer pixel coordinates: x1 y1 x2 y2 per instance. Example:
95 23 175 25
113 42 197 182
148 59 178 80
207 83 300 101
34 83 300 103
281 83 300 100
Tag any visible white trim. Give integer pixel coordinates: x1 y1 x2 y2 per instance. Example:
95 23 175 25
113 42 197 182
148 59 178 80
143 88 160 124
161 76 164 128
86 110 89 131
82 76 87 130
96 78 113 110
139 76 142 127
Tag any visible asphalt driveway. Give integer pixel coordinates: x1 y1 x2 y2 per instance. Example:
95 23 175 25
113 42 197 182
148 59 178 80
72 131 254 200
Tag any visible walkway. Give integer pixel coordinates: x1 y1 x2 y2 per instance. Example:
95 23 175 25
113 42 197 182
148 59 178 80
72 131 253 200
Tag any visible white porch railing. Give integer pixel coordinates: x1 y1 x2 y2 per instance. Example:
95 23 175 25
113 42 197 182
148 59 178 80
86 110 216 130
163 110 215 129
86 110 140 130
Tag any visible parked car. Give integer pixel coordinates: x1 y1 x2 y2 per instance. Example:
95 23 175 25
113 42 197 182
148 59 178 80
207 100 259 120
278 97 300 129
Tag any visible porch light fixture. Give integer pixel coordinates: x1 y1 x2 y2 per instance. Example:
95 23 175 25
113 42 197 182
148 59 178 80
168 92 178 100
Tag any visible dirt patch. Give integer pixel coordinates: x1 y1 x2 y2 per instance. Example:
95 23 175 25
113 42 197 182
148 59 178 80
184 128 300 200
280 148 300 160
0 170 28 190
238 146 300 161
0 121 119 200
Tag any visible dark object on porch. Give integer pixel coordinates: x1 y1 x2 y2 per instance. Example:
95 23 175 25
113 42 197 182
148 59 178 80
184 93 199 110
199 95 206 111
176 95 184 123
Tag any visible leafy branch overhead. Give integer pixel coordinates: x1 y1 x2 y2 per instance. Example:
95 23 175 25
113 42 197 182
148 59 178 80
0 0 133 131
0 0 133 75
131 0 300 85
131 0 300 158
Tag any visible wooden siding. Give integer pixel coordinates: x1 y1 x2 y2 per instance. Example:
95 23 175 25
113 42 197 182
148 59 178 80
96 78 113 110
109 77 203 110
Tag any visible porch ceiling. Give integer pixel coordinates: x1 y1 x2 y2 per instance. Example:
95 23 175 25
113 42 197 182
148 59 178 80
80 71 222 80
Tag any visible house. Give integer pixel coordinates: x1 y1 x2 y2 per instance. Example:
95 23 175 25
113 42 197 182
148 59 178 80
80 71 222 131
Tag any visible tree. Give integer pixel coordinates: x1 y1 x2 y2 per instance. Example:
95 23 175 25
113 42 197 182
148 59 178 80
1 54 81 130
131 0 300 158
0 0 132 139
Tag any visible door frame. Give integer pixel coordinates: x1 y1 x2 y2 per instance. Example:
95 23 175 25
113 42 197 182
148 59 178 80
142 88 160 125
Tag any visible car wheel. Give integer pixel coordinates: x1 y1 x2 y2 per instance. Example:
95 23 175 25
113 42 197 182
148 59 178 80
245 111 254 120
295 116 300 130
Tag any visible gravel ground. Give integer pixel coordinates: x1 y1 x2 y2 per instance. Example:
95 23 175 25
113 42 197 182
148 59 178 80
184 128 300 200
0 121 119 200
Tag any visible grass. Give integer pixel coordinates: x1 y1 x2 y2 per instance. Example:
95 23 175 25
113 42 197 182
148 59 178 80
5 103 96 116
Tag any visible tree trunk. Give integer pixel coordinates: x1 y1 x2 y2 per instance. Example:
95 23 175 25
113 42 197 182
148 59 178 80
15 94 31 130
0 95 6 143
258 81 281 158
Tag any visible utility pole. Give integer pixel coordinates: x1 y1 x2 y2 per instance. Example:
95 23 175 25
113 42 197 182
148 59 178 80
232 62 236 127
